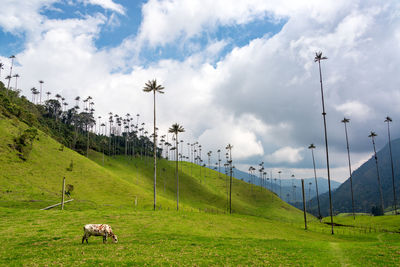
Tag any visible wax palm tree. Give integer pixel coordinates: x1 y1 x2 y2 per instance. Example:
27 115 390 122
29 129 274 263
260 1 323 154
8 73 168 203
13 74 19 91
108 113 113 155
5 75 11 91
33 90 40 104
207 151 212 178
55 93 61 103
248 166 253 194
291 174 295 203
369 131 384 214
39 80 44 104
143 79 165 199
75 96 80 109
314 51 334 234
46 91 51 101
278 170 282 199
30 87 36 103
341 118 356 219
7 55 15 90
226 144 233 214
169 123 185 211
308 143 322 220
54 94 62 120
384 116 397 214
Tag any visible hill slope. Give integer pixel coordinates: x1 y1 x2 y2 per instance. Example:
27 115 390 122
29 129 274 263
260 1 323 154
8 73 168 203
0 112 305 222
311 138 400 216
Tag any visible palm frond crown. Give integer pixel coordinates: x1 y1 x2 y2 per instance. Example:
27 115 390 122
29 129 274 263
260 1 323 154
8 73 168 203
168 123 185 134
143 79 165 94
314 51 328 62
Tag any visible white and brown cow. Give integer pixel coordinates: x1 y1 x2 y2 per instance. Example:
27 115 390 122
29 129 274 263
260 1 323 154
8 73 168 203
82 224 118 244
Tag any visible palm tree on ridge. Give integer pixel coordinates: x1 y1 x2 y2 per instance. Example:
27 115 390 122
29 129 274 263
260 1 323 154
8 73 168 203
143 79 165 210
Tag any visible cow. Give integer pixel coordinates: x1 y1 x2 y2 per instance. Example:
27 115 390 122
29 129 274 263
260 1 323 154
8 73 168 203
82 224 118 244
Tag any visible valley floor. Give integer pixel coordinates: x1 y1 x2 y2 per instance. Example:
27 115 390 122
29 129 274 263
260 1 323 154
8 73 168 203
1 207 400 266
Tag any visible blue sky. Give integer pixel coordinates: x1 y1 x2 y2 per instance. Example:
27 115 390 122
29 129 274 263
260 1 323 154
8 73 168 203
0 0 285 64
1 0 399 182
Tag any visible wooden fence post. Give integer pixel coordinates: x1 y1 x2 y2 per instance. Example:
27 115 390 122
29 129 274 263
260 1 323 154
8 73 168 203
61 177 65 210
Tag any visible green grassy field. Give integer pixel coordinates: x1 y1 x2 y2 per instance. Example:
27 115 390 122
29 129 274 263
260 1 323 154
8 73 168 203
1 207 400 266
1 114 400 265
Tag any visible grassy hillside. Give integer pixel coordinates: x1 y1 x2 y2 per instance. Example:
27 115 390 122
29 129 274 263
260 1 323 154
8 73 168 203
0 112 305 222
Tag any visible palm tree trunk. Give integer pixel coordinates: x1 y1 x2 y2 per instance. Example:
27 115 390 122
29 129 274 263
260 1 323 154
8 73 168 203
311 149 322 220
228 148 233 214
387 121 397 214
343 122 355 220
7 57 14 90
318 60 334 234
176 136 179 211
153 90 157 211
372 137 385 213
109 123 112 156
86 124 89 157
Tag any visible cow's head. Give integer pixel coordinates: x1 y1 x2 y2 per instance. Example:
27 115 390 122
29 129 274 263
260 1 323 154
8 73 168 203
112 234 118 243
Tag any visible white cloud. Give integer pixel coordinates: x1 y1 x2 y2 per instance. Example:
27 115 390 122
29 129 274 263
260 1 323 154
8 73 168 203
0 0 57 33
80 0 126 15
266 146 304 164
335 101 371 121
137 0 279 47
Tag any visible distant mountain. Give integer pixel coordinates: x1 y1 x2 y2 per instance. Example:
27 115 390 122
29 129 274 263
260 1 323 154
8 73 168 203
310 138 400 216
231 168 341 203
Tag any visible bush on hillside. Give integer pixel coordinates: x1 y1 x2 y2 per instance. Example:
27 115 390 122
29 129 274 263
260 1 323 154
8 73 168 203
14 127 38 160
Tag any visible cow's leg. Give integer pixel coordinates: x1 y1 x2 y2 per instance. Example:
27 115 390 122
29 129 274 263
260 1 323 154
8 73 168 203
85 234 90 243
103 232 108 243
82 233 88 244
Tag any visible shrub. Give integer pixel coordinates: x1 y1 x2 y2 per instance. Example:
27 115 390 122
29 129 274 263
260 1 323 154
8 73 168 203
14 128 38 160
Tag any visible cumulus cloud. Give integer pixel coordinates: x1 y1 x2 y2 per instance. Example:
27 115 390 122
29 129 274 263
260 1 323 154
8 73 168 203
0 0 57 33
266 146 304 164
335 101 371 121
197 114 266 160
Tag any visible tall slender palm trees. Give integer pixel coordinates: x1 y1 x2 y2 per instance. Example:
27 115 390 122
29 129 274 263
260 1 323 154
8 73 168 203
308 144 322 220
314 51 334 234
169 123 185 211
341 118 356 220
143 79 164 211
369 131 384 214
385 116 397 215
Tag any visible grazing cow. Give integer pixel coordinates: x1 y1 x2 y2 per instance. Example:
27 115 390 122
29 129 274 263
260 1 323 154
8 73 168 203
82 224 118 244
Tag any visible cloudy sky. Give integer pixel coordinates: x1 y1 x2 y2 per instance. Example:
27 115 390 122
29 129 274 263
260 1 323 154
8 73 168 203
1 0 400 182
